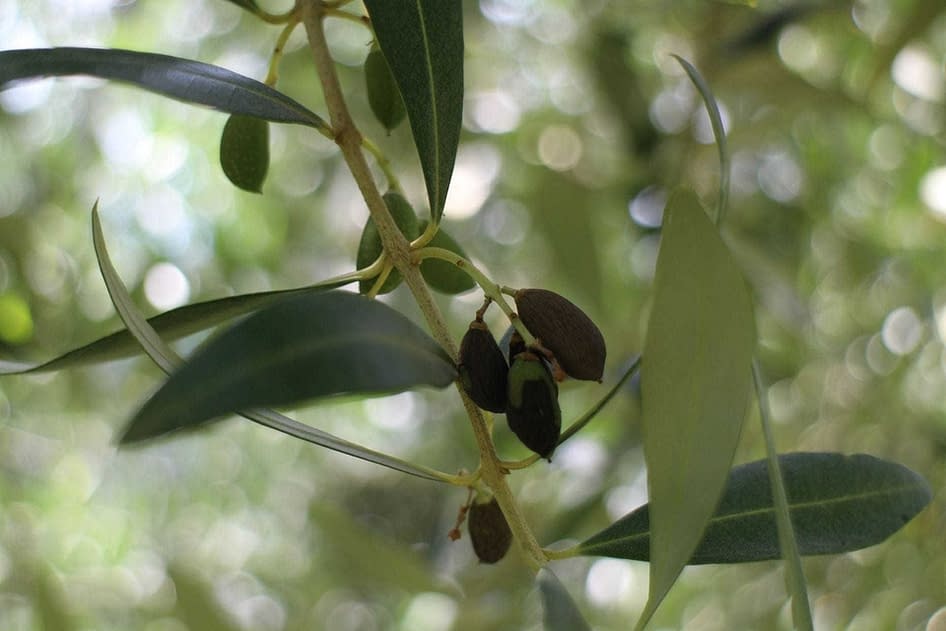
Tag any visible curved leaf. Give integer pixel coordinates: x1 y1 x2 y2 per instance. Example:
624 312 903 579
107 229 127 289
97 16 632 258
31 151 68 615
638 190 755 625
673 56 729 225
537 568 592 631
121 290 456 443
0 282 352 375
0 48 329 131
363 1 463 221
579 452 932 564
91 205 447 481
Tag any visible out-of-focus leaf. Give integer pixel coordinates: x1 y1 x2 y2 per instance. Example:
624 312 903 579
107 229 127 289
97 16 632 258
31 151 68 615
312 503 452 594
91 206 447 481
0 283 354 375
578 452 932 563
363 1 463 221
537 568 592 631
418 221 476 294
0 48 329 132
121 290 456 443
637 190 755 627
220 113 269 193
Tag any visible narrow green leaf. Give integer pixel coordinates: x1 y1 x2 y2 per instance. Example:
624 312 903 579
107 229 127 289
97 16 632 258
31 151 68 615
363 1 463 221
0 48 329 132
754 363 813 630
0 282 355 375
220 114 269 193
673 56 730 226
537 568 592 631
121 290 456 443
638 190 755 626
578 452 932 563
418 221 476 295
91 205 448 481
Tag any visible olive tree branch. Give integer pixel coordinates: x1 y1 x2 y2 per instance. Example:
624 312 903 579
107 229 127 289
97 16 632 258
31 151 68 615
300 0 546 571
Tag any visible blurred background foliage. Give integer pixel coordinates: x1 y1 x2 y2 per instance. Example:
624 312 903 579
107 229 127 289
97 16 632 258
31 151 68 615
0 0 944 629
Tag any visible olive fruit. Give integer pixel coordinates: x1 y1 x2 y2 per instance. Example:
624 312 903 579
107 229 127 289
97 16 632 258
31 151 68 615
468 497 512 563
364 45 406 132
459 319 508 413
417 221 477 295
355 191 420 294
506 351 561 460
220 114 269 193
514 288 606 382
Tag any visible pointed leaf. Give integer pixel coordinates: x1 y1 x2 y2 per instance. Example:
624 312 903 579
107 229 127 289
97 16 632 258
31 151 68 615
579 452 932 563
0 282 354 375
363 1 463 221
121 290 456 443
537 569 592 631
673 56 730 225
0 48 329 131
638 190 755 623
91 206 447 481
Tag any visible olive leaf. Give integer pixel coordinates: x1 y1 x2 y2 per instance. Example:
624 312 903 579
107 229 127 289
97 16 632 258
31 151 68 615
121 290 457 443
362 1 463 221
637 189 755 627
0 48 329 132
537 569 592 631
91 205 450 481
579 452 932 564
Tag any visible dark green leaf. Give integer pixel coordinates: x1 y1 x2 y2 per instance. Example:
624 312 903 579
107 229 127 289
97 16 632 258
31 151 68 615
363 1 463 221
418 221 476 294
91 204 447 482
579 452 932 564
0 283 351 375
121 291 456 443
0 48 329 131
220 114 269 193
537 569 592 631
639 190 755 624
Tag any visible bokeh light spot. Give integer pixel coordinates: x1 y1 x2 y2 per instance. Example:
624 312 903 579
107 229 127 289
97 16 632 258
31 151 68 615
143 262 190 311
0 293 33 344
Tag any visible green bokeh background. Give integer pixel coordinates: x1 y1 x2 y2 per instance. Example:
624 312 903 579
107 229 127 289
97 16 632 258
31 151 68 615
0 1 944 629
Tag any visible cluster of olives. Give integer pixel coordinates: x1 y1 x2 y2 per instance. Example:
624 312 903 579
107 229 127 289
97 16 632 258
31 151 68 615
458 288 606 461
459 289 605 563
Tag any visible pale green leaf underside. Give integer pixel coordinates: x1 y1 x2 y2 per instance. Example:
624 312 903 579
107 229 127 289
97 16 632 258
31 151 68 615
639 190 756 625
579 452 932 563
363 0 463 221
